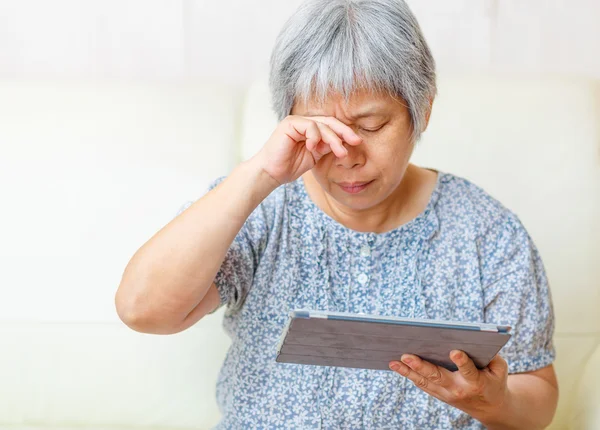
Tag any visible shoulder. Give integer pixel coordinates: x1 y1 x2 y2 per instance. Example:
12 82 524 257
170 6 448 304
435 172 525 241
434 173 541 289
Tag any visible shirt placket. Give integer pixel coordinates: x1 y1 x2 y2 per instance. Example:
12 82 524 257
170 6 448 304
349 234 376 314
318 234 377 428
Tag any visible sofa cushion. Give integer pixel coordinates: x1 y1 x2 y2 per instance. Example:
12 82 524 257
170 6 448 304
0 309 230 429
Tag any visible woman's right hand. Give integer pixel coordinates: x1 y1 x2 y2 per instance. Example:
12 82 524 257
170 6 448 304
252 115 363 185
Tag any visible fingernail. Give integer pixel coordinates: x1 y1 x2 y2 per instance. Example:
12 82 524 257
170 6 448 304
389 362 400 371
401 356 412 365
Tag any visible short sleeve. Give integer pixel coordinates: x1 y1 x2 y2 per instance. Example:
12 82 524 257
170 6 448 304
479 213 556 374
175 176 269 313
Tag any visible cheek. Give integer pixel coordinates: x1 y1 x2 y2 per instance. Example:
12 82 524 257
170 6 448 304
366 136 412 167
311 159 331 179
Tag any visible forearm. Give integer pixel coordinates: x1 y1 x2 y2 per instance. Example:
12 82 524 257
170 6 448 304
116 158 278 329
480 374 558 430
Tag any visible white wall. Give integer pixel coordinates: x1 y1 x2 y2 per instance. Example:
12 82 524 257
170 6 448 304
0 0 598 84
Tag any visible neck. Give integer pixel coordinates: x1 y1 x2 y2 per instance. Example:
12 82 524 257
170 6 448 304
303 165 437 234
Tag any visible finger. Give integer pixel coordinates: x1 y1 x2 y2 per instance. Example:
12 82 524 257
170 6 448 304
450 350 480 383
303 116 363 146
389 361 445 395
314 122 347 158
401 354 452 388
286 117 341 158
301 120 323 153
486 354 508 378
284 117 321 150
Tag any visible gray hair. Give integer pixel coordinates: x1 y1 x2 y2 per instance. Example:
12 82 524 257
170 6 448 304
269 0 436 141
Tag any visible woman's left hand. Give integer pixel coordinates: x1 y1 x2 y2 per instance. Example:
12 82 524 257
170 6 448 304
389 351 509 419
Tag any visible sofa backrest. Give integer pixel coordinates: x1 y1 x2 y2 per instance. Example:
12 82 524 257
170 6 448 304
0 81 240 428
0 81 241 324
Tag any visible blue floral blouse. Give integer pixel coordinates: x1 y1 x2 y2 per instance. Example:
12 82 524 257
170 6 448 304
178 171 556 429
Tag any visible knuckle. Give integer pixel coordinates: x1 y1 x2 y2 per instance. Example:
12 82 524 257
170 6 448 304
281 117 296 131
451 387 465 400
428 369 443 384
416 376 428 389
464 367 478 378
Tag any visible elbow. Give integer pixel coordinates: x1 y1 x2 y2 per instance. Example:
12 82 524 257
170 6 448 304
114 297 148 333
114 286 150 332
543 385 560 429
114 283 182 335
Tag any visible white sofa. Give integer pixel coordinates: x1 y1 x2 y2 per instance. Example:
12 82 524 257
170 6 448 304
0 75 598 429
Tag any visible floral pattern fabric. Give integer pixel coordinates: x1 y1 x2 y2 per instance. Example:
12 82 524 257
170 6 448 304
177 171 555 429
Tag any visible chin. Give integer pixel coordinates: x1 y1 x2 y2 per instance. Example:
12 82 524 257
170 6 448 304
330 188 383 211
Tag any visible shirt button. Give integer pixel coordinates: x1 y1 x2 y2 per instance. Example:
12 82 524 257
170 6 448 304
359 245 371 257
357 273 369 285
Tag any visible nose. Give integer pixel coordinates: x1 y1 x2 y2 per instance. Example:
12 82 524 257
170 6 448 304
335 142 365 169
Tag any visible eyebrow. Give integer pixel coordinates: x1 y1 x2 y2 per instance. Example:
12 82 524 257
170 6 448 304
349 108 387 120
304 106 387 120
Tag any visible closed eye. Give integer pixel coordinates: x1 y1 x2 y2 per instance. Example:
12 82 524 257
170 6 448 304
360 124 385 133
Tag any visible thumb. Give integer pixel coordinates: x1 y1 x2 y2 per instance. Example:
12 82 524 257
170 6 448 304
487 354 508 378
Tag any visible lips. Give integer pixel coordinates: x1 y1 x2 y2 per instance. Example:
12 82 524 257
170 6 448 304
336 180 373 194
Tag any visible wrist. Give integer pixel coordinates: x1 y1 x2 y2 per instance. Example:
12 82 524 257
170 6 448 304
477 388 515 430
234 157 280 200
243 154 282 190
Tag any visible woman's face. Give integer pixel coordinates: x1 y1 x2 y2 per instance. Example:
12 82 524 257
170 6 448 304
291 89 422 212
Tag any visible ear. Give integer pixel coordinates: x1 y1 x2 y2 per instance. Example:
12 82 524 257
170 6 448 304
423 98 434 132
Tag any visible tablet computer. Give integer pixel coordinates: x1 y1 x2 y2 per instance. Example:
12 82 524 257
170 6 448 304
275 310 511 371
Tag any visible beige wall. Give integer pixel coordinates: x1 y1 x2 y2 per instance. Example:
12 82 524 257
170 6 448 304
0 0 598 83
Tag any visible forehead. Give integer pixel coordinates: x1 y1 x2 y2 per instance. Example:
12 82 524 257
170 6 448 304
292 88 406 119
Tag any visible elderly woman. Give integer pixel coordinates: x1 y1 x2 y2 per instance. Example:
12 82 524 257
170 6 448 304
116 0 558 428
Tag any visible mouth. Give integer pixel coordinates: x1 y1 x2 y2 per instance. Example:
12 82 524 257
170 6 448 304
336 180 374 194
